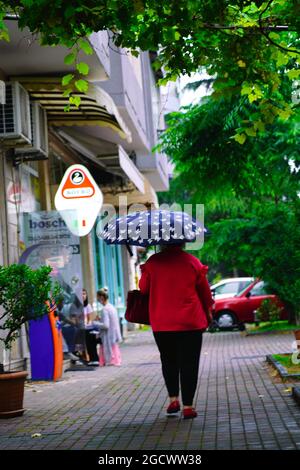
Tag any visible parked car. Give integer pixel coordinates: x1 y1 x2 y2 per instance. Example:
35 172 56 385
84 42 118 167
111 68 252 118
210 277 254 300
211 279 287 330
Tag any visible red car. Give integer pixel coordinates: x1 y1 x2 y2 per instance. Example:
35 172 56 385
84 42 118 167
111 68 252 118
211 279 287 330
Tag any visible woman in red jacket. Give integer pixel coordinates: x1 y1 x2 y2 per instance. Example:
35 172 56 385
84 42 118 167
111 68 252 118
139 242 214 419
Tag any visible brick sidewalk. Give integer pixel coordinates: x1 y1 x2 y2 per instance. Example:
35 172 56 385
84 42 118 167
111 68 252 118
0 330 299 450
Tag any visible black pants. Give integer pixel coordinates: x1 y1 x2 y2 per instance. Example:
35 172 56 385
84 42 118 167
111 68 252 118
62 324 78 353
85 330 99 362
153 330 203 406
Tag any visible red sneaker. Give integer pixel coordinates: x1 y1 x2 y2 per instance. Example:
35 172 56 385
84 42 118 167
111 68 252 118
183 408 198 420
166 400 180 416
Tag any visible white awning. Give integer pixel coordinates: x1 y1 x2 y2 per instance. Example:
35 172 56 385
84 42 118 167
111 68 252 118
16 77 132 142
58 129 144 193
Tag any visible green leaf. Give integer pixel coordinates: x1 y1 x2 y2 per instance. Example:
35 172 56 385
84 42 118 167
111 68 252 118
74 79 89 93
287 69 300 80
64 52 76 65
277 107 293 120
276 52 290 68
0 30 10 42
69 96 81 107
62 88 73 98
76 62 90 75
241 82 253 96
233 133 247 145
78 39 93 55
269 32 280 41
253 120 265 133
245 127 257 137
237 60 246 68
62 74 74 86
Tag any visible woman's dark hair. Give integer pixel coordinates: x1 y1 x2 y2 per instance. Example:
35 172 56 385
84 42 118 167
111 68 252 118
97 287 109 301
72 294 82 308
161 241 186 251
82 288 89 307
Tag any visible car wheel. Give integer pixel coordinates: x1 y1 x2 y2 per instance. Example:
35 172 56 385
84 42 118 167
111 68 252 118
216 311 237 330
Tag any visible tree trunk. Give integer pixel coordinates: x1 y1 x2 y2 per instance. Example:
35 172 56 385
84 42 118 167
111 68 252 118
286 302 296 324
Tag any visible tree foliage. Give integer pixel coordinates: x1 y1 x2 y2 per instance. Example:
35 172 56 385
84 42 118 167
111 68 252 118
160 90 299 200
0 1 299 127
158 92 300 320
202 204 300 321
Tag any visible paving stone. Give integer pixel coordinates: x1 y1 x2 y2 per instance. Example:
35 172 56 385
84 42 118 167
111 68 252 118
1 330 299 450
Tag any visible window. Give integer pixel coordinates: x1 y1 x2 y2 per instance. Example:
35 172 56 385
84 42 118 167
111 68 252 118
214 281 240 295
250 281 267 296
238 280 253 292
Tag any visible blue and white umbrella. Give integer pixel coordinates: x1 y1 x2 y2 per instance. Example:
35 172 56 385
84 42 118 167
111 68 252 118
99 210 206 247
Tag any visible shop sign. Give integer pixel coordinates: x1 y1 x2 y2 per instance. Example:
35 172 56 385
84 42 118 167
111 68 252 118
20 210 83 309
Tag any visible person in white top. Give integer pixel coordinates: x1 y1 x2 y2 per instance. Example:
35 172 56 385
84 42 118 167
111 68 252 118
82 288 99 366
83 288 93 325
95 288 122 366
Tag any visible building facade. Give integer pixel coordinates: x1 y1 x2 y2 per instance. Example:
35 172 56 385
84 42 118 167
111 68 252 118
0 19 177 371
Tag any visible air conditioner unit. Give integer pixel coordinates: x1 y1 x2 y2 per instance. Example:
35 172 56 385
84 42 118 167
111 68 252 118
16 101 48 159
0 82 32 146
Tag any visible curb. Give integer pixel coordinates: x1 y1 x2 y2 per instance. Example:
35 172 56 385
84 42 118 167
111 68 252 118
292 386 300 406
246 329 298 336
266 354 300 381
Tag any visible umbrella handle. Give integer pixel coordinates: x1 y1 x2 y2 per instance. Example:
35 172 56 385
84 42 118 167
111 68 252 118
126 244 133 257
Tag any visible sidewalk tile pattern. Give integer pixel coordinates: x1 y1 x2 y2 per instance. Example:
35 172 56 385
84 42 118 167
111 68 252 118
0 331 299 450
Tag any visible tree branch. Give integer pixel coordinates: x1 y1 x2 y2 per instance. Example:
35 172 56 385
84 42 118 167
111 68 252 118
3 14 296 32
258 0 299 55
202 24 291 32
259 0 274 19
259 24 299 55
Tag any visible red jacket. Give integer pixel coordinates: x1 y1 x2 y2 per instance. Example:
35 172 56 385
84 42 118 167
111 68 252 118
139 246 214 332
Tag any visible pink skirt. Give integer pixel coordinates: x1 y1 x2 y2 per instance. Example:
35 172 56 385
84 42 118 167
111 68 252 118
99 344 122 366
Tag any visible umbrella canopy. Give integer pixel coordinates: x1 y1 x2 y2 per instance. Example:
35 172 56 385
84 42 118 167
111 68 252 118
99 210 206 247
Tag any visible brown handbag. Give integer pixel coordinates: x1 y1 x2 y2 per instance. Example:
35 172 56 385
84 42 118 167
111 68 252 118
125 290 150 325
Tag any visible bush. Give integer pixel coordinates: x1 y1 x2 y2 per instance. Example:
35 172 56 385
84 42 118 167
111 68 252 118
256 299 282 324
0 264 61 356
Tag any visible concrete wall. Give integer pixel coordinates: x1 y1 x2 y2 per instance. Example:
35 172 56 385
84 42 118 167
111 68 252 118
100 49 150 151
89 31 111 80
121 52 147 142
100 49 170 190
